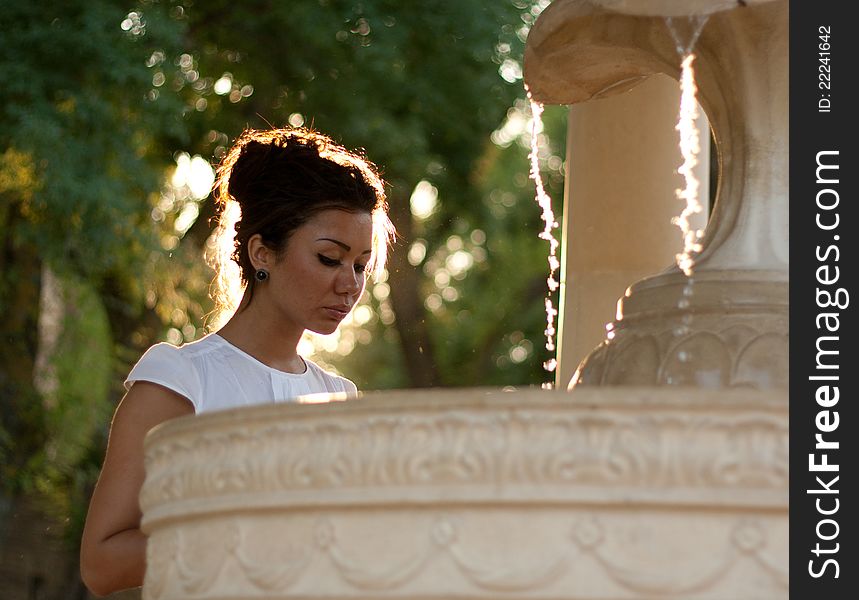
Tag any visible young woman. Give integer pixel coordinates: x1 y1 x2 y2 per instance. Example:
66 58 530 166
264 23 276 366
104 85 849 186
80 128 394 595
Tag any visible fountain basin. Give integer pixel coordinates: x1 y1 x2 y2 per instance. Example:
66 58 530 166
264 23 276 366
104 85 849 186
141 387 787 599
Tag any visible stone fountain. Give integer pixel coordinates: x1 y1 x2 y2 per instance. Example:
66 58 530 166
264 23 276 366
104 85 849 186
139 1 788 598
527 0 789 389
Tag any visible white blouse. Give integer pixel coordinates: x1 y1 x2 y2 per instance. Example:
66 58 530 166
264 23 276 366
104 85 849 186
124 333 357 413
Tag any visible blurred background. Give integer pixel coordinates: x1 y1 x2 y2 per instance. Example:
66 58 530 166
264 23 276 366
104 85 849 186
0 0 566 597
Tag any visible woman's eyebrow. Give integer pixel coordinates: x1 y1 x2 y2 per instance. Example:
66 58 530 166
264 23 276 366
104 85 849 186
317 237 373 255
317 237 351 251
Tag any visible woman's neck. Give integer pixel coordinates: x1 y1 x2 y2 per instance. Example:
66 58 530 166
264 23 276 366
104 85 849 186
216 289 306 373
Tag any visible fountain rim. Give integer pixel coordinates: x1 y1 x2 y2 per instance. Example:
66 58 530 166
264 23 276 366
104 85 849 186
144 386 786 446
141 386 788 531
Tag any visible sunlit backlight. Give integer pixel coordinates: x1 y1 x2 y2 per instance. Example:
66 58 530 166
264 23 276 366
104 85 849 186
434 270 451 288
445 250 473 279
525 88 561 385
146 51 165 68
297 336 316 357
352 305 374 326
172 153 216 200
490 100 530 148
425 294 443 312
296 391 350 404
671 53 704 277
288 113 305 128
499 59 523 83
510 345 528 363
410 180 438 220
373 282 391 301
214 74 233 95
407 240 427 266
351 17 371 36
120 11 145 36
205 199 243 326
320 331 341 353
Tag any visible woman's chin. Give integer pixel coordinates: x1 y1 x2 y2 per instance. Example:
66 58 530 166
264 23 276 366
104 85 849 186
307 323 340 336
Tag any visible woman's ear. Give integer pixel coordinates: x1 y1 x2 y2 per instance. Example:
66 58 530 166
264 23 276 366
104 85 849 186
247 234 275 271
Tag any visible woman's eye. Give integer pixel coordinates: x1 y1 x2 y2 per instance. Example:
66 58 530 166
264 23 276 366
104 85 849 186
318 254 340 267
355 264 367 274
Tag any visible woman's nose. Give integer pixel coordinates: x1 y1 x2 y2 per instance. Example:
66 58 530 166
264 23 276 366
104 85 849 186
336 267 363 295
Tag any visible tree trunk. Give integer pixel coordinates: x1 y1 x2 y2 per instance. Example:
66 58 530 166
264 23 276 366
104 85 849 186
385 185 441 388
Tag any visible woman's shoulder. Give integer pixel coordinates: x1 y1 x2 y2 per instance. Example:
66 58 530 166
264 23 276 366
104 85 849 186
138 334 226 363
124 336 222 411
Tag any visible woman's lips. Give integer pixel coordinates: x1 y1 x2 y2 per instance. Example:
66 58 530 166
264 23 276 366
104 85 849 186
323 306 351 320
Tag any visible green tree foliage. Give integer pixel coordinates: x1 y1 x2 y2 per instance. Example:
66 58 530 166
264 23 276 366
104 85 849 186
0 0 187 511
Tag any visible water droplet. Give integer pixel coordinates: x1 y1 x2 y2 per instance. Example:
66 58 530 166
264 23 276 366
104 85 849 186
673 326 689 337
677 298 690 309
678 350 690 363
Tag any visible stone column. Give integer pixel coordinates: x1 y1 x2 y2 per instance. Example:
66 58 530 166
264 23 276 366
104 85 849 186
556 75 709 388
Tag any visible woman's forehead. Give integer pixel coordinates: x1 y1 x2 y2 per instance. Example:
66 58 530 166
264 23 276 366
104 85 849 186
300 209 373 244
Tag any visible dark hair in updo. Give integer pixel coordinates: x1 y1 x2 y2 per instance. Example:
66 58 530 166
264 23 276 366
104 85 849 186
207 127 393 322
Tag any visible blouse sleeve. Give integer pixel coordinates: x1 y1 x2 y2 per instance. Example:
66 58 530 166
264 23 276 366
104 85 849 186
124 343 202 411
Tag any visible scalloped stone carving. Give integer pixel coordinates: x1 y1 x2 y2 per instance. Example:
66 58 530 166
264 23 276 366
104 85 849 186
571 275 788 388
141 388 787 599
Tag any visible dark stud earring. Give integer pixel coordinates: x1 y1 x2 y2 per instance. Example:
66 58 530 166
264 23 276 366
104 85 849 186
254 269 269 282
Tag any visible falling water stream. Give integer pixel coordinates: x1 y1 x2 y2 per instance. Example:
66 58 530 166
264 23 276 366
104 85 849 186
672 52 705 278
526 15 711 383
666 15 709 345
667 16 709 278
525 88 560 388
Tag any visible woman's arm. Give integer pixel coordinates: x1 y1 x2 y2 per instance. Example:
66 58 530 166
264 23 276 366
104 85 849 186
80 382 193 596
